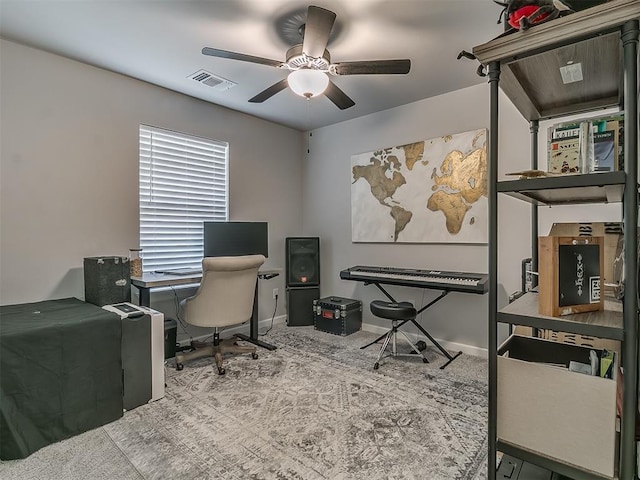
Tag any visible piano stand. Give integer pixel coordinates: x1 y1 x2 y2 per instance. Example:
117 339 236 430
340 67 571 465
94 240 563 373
360 284 463 370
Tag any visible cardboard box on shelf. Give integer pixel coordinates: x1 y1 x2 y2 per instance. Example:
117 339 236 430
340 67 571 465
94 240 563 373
548 222 621 296
548 136 581 174
547 120 589 174
592 130 616 172
547 113 623 174
513 325 534 337
539 329 620 355
538 235 604 316
605 119 621 170
512 319 621 354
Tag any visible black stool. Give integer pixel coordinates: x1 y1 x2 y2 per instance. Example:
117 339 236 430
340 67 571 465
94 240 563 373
369 300 429 370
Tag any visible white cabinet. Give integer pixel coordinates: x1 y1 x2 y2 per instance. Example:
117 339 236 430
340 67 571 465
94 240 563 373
498 335 618 478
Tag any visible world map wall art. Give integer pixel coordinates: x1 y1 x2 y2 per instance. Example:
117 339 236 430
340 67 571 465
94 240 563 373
351 128 488 244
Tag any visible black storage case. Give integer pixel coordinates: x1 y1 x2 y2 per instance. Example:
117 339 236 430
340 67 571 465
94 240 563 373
84 256 131 306
313 296 362 336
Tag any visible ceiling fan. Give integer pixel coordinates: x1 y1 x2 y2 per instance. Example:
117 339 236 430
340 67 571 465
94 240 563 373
202 5 411 110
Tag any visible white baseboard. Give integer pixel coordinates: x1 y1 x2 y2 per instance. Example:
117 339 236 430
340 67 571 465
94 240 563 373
177 314 287 347
361 323 488 359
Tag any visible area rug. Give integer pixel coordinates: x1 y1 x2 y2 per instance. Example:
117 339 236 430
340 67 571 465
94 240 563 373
0 324 488 480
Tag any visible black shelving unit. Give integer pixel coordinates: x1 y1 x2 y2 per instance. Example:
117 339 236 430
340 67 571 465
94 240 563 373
473 2 639 479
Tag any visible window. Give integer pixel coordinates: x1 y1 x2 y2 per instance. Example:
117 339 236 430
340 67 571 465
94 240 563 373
139 125 228 272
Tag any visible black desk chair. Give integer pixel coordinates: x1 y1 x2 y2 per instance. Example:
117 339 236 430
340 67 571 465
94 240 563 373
369 300 429 370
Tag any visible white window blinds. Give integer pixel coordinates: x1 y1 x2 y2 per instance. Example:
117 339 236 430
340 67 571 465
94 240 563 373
139 125 228 272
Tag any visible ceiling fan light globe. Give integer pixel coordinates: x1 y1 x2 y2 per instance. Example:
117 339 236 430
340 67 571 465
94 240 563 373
287 69 329 98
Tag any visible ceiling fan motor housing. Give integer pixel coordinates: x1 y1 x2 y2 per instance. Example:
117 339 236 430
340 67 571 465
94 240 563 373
285 44 331 71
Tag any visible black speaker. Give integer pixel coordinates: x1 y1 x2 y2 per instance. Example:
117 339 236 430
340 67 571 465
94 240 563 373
286 287 320 326
286 237 320 287
84 256 131 307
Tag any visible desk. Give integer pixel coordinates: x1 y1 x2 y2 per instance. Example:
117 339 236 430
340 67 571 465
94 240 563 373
131 269 280 351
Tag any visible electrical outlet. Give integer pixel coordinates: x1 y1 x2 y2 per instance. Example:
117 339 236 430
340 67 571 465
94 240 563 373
272 288 279 299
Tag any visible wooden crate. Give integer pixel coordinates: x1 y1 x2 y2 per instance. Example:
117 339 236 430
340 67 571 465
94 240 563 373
540 329 620 354
538 236 604 316
548 222 622 296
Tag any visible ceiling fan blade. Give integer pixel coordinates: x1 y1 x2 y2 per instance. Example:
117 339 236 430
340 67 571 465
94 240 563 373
248 79 289 103
332 59 411 75
202 47 282 68
302 6 336 58
324 80 355 110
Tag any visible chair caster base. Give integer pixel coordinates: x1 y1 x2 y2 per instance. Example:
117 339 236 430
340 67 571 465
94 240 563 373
251 352 258 359
176 363 184 371
217 367 226 375
373 362 379 370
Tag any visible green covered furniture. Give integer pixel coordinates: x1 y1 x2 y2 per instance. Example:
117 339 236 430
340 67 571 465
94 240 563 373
0 298 123 460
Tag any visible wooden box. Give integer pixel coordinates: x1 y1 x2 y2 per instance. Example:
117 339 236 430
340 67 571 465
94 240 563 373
540 329 620 354
538 236 604 316
548 222 621 296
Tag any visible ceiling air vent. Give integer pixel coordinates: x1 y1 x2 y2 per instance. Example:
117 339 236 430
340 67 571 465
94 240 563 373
188 69 236 91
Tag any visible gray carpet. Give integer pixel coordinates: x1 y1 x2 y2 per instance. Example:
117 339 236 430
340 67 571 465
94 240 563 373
0 324 488 480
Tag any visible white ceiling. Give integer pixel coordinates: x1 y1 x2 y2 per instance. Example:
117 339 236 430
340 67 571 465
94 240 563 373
0 0 504 131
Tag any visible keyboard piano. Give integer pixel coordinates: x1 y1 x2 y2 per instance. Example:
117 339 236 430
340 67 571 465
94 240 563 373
340 265 489 294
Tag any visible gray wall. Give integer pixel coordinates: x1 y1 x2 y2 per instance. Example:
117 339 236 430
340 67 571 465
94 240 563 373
2 40 621 352
0 40 303 331
300 86 623 352
301 84 534 353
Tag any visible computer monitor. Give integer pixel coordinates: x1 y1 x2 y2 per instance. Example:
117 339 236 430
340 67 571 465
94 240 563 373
203 221 269 258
